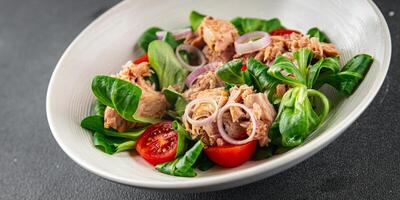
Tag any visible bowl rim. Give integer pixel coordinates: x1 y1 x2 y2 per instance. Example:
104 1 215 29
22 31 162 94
46 0 391 190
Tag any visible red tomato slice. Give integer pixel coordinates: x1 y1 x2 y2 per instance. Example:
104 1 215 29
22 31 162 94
135 122 178 165
133 54 148 64
270 28 301 36
204 140 257 168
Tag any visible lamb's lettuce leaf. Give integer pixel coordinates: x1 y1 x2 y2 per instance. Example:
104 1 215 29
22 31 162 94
148 40 188 91
156 140 204 177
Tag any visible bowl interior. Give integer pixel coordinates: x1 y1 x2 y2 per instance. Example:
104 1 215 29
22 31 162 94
47 0 390 191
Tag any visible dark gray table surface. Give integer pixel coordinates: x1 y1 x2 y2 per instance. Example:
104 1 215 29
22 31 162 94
1 0 399 199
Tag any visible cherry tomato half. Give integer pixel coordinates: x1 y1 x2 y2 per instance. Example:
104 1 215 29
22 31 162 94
270 28 301 36
136 122 178 165
133 54 148 64
204 140 257 168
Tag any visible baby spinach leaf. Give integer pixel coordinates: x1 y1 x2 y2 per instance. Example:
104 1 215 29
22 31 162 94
94 100 106 116
307 27 330 43
138 27 163 52
247 58 279 94
307 57 340 88
189 10 206 31
92 76 159 123
148 40 188 91
156 140 204 177
81 115 145 140
231 17 283 35
216 59 245 84
316 54 373 96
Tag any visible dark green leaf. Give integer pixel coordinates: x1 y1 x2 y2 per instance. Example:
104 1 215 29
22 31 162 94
196 153 215 171
252 145 276 160
268 55 306 87
163 32 179 50
275 86 329 147
247 58 279 95
216 59 244 84
174 97 187 117
307 57 340 88
92 132 135 155
144 72 160 91
94 100 106 116
316 54 373 95
91 76 160 124
93 132 115 154
81 115 145 140
110 78 142 122
148 40 188 91
138 27 163 52
172 121 187 158
115 141 136 153
156 140 204 177
307 27 330 43
293 48 313 77
231 17 283 35
189 10 206 31
163 88 188 117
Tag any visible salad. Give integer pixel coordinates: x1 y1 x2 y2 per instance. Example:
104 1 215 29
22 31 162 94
81 11 373 177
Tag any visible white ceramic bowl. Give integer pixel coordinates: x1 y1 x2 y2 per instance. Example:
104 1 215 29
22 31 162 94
46 0 391 192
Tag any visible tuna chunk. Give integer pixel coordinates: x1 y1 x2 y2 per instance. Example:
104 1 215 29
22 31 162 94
235 33 340 64
226 85 276 146
198 16 239 52
183 71 224 100
196 16 239 63
103 61 167 132
183 87 228 146
202 45 236 63
184 32 206 49
183 85 276 147
104 107 136 132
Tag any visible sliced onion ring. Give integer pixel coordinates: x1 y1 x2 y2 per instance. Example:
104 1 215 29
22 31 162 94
175 44 206 72
185 62 223 87
234 31 271 55
217 103 257 145
184 98 219 126
156 28 193 40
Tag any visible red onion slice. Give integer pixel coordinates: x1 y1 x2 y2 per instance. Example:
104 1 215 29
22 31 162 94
175 44 206 72
217 103 257 145
185 62 223 87
183 98 219 126
234 31 271 55
156 28 193 40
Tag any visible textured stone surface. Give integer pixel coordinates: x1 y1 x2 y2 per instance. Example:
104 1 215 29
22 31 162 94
0 0 399 199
